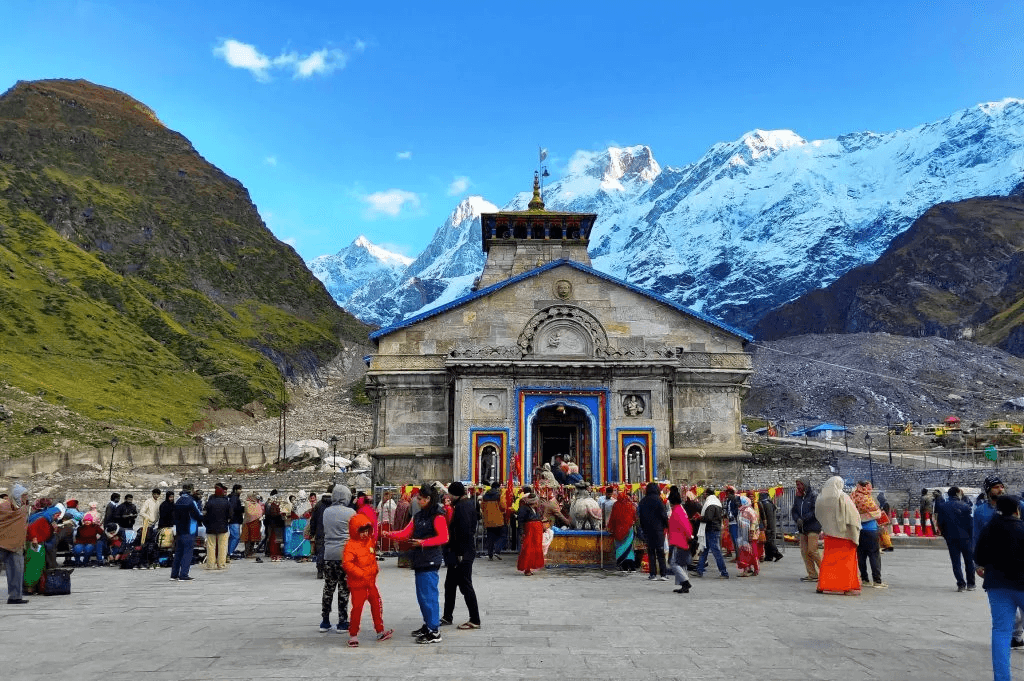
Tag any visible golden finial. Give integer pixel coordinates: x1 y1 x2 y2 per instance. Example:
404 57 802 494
528 171 545 211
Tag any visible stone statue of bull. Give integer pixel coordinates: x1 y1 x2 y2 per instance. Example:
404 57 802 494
569 484 603 531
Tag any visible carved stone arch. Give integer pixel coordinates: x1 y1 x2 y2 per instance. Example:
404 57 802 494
517 305 609 357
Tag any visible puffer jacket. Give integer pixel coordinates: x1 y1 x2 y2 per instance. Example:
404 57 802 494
343 513 379 589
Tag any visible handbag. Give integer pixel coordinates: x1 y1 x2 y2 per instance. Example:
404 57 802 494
41 567 74 596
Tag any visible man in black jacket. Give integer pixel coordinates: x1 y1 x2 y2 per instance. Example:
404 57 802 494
758 492 783 562
441 482 481 629
203 482 232 570
103 493 121 529
638 482 669 581
114 494 138 531
306 484 334 579
791 477 822 582
227 484 244 559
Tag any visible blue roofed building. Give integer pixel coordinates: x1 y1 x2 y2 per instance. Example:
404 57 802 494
364 175 754 487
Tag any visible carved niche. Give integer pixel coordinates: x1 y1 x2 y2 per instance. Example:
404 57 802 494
517 305 609 357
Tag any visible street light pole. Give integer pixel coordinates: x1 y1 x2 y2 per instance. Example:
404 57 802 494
865 433 874 486
886 413 893 465
330 435 339 473
107 436 119 487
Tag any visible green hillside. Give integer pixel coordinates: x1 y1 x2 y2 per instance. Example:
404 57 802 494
0 79 369 455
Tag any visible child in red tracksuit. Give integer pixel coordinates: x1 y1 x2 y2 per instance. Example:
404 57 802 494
342 514 393 647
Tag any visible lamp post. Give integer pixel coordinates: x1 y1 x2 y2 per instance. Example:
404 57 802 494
842 418 849 454
107 436 119 487
886 413 893 465
865 433 874 486
330 435 338 471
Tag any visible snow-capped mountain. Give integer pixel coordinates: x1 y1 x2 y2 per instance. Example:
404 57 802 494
314 99 1024 331
308 236 413 313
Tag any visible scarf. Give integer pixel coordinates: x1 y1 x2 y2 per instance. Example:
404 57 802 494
850 482 882 522
697 494 722 540
816 476 861 544
607 492 636 542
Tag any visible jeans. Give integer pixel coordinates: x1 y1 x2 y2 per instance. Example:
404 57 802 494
414 569 441 631
987 588 1024 681
72 543 98 566
644 538 667 577
697 530 729 576
799 532 822 578
485 526 506 557
857 528 882 583
443 557 480 625
228 524 241 556
728 523 739 554
669 546 691 586
944 537 976 588
171 534 195 579
0 546 24 601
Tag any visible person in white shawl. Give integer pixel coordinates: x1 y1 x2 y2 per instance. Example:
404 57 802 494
814 477 863 594
695 489 730 578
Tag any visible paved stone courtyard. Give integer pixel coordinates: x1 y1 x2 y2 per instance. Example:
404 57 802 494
0 545 1012 680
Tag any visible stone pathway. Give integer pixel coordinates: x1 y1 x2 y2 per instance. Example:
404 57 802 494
0 546 1010 680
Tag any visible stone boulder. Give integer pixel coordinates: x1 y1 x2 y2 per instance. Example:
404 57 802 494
285 439 328 460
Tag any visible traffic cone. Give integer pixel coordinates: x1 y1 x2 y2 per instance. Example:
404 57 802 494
914 510 923 537
891 511 901 535
924 513 935 537
902 510 911 535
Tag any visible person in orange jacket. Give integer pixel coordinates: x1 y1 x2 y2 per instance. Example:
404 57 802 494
342 514 393 647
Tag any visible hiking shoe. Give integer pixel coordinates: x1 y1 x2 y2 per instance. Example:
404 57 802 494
872 582 889 589
376 629 393 641
439 617 453 626
410 624 428 637
319 619 331 632
416 629 442 644
337 621 350 632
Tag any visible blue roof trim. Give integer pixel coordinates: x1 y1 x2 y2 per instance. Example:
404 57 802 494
368 259 753 342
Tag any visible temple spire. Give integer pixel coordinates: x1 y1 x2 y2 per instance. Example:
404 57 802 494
528 171 545 211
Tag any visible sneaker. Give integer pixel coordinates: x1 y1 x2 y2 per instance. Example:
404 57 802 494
179 576 194 581
872 582 889 589
439 617 453 626
170 577 178 581
957 585 966 593
319 620 331 632
416 629 442 644
656 576 668 581
410 624 428 637
376 629 394 641
861 579 871 586
717 574 729 579
494 554 502 560
694 572 704 578
348 637 359 647
337 621 350 632
967 585 977 591
648 575 657 581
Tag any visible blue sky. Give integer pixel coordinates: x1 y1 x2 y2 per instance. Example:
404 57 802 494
2 1 1023 261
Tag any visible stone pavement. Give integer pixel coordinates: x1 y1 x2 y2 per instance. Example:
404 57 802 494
0 545 1013 681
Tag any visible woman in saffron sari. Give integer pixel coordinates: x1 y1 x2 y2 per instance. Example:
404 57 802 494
608 490 638 571
516 488 544 576
816 476 862 595
736 496 760 576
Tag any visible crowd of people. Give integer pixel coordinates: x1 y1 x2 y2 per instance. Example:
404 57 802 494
5 471 1024 678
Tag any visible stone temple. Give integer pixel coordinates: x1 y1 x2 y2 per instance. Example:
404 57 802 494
365 175 753 487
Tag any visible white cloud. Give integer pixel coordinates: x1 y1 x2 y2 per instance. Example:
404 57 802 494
396 151 412 160
213 39 273 81
364 189 421 217
283 237 297 247
264 155 278 166
447 176 471 196
214 39 358 81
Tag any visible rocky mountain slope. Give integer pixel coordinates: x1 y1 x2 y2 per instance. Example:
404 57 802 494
746 333 1024 428
754 188 1024 357
320 100 1024 332
0 79 369 453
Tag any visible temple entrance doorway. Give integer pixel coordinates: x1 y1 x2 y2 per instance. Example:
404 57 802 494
532 404 592 483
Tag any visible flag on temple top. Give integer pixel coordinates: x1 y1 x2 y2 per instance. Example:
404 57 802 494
539 147 548 163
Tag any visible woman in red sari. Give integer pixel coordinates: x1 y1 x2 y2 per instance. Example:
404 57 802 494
607 490 638 572
736 496 760 576
516 488 544 576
